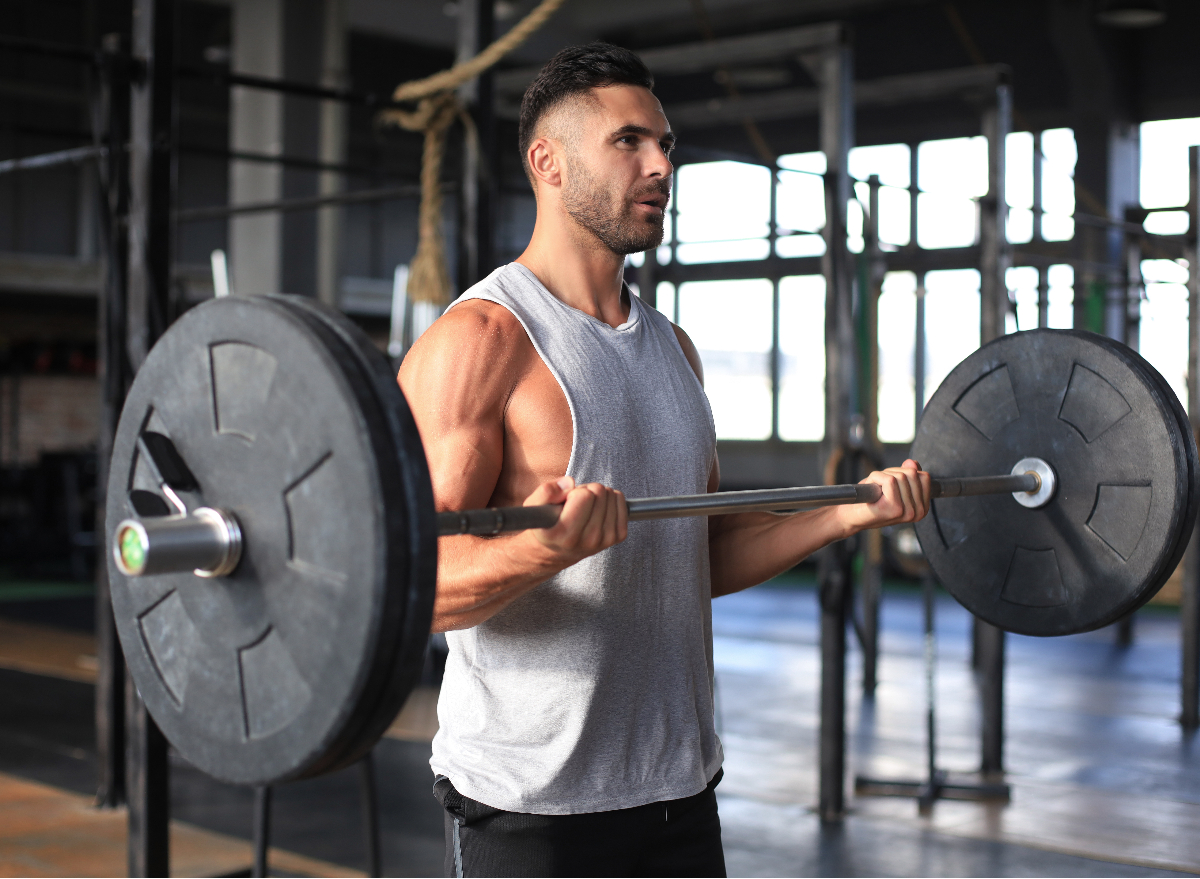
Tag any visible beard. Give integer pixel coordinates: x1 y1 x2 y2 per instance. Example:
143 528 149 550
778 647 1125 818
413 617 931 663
561 160 671 256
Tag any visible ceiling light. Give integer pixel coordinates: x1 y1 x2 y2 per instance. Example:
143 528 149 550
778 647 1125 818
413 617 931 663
1096 0 1166 28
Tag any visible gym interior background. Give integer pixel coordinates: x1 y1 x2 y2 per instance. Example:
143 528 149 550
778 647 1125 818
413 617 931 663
3 0 1200 875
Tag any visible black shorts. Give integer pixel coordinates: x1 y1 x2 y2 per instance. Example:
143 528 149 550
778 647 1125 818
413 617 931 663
433 771 726 878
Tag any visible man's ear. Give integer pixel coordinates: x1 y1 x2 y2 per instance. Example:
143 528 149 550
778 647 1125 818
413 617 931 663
528 137 564 191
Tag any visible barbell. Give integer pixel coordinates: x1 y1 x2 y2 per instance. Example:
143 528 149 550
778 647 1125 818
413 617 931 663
105 295 1199 787
116 467 1052 571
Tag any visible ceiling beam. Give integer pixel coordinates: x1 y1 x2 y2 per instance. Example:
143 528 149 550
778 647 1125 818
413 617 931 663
494 21 844 95
664 64 1009 130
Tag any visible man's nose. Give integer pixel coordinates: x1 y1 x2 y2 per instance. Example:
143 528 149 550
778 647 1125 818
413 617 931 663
647 148 673 179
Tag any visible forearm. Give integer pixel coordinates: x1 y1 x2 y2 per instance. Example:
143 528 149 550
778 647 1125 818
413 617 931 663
431 532 568 632
708 507 852 598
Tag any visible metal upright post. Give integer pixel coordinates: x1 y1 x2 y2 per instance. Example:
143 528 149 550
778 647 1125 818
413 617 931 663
316 0 348 308
1182 145 1200 729
770 276 781 440
914 273 926 425
1037 268 1050 329
980 80 1011 342
1034 132 1049 329
1123 209 1142 351
456 0 496 291
126 674 169 876
359 752 382 877
908 143 919 250
918 572 940 812
861 175 885 696
126 0 177 366
126 0 177 872
977 622 1005 777
252 786 272 878
1032 130 1044 244
94 32 131 810
977 81 1011 777
1113 210 1144 645
817 25 854 823
769 166 779 440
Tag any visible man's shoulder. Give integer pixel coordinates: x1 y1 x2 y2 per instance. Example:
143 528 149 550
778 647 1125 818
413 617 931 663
435 297 528 351
401 290 532 389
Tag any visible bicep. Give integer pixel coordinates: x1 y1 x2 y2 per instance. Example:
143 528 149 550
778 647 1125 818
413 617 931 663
397 307 514 511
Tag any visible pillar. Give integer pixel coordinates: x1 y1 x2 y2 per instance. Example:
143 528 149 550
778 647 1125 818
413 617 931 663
229 0 346 298
817 24 854 823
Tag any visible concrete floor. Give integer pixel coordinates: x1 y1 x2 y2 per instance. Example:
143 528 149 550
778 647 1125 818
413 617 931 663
0 771 363 877
0 578 1197 876
712 576 1199 877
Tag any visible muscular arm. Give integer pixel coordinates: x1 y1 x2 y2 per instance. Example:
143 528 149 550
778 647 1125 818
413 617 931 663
399 302 626 632
669 325 930 599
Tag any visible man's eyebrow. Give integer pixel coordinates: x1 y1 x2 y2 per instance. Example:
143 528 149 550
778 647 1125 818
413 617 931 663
611 124 676 145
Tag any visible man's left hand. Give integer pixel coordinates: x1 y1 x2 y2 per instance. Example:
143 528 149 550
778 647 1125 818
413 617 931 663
836 458 932 536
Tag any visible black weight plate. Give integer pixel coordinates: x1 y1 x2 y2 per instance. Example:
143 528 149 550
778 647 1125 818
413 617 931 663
1085 334 1200 603
1047 333 1193 609
265 295 437 775
107 296 429 786
911 329 1192 636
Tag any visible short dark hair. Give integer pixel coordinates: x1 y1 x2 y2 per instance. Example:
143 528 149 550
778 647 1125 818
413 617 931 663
518 42 655 181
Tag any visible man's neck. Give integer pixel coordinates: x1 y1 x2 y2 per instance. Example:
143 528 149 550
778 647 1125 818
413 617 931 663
516 217 631 329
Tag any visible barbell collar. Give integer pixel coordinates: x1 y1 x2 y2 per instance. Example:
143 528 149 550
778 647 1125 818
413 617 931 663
114 507 243 578
1010 457 1057 509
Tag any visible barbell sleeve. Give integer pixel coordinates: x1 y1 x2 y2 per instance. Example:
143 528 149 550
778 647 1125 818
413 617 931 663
114 507 242 578
435 471 1044 537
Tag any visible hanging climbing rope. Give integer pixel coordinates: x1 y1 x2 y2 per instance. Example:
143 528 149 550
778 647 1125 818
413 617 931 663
377 0 569 308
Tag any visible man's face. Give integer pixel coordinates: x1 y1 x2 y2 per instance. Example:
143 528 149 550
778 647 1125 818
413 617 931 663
557 85 675 255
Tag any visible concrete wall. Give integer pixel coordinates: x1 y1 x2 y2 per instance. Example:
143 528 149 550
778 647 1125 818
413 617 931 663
0 375 99 467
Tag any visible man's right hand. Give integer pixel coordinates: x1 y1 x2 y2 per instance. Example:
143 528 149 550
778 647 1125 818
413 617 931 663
522 476 629 567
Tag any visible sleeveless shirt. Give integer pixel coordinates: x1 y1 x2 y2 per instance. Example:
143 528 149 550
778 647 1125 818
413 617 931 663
429 263 722 815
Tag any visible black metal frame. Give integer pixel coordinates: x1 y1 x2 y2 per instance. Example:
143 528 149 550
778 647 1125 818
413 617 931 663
250 753 382 878
455 0 497 291
94 28 133 813
1 8 407 874
854 574 1011 811
1184 145 1200 730
809 34 1017 819
123 0 177 869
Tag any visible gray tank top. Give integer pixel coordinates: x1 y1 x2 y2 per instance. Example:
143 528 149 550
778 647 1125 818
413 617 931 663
430 262 722 815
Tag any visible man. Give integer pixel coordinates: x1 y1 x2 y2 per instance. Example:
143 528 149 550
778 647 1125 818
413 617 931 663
398 42 931 878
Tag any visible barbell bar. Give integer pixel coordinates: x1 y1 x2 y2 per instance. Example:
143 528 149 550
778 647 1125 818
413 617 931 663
113 460 1052 577
435 465 1049 535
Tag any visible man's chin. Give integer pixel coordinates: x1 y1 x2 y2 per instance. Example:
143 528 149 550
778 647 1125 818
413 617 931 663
615 222 664 256
611 237 663 257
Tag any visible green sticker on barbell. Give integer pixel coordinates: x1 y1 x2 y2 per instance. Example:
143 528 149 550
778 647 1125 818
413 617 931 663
119 525 147 574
